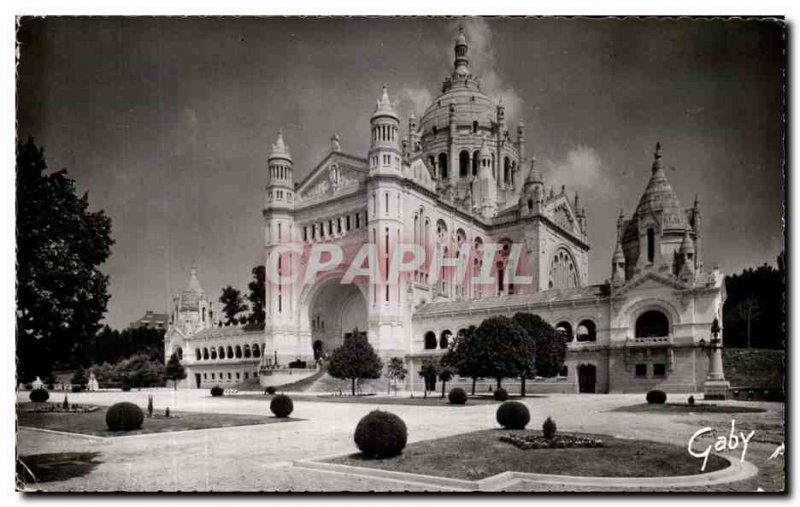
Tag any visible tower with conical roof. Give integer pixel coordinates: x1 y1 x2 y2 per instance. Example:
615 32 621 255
365 84 408 359
263 130 298 365
519 157 544 218
620 142 700 279
172 264 212 335
369 85 401 177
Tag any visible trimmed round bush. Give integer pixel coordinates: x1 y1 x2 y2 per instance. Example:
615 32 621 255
354 410 408 459
542 416 557 439
210 385 224 397
29 388 49 403
270 394 294 418
493 387 509 401
448 387 467 405
265 386 276 395
496 401 530 430
688 395 695 406
105 402 144 431
646 389 667 404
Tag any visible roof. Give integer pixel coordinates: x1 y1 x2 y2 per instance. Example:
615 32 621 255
634 143 688 230
413 285 608 317
269 131 292 163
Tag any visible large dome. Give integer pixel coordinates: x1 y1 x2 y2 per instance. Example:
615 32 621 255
419 80 496 136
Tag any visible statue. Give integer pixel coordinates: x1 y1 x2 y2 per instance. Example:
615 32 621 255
31 376 43 390
88 372 99 391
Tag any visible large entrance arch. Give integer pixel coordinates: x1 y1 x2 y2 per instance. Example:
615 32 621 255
303 277 368 359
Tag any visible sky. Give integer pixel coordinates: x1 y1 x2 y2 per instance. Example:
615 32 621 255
16 16 784 330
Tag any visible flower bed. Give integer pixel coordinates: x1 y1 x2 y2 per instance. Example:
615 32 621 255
500 432 604 450
26 403 100 414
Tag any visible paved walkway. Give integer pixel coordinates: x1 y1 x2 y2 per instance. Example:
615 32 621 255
16 389 784 492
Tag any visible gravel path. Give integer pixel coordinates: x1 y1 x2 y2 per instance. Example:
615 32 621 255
16 389 783 492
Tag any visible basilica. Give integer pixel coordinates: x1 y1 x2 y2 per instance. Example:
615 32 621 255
164 28 727 394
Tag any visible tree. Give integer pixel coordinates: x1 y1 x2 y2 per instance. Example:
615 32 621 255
512 312 566 388
442 326 487 395
418 361 439 398
16 138 114 381
219 286 249 324
113 354 165 389
723 253 785 349
327 329 383 396
246 265 266 328
386 357 407 396
164 353 187 390
438 365 454 398
70 369 88 387
476 316 534 389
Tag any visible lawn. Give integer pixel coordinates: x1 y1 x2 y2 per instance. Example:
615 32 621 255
327 429 729 480
230 393 543 406
611 403 766 414
16 403 299 437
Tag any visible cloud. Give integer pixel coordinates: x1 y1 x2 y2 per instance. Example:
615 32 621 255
449 18 524 124
398 87 434 118
542 146 617 198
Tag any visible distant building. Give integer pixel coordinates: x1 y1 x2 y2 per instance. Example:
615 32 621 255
129 310 170 330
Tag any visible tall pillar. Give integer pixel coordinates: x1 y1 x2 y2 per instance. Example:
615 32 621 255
703 318 730 399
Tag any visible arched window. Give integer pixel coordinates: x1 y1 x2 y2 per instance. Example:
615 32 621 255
252 344 261 358
424 331 437 350
438 153 448 179
428 156 435 171
440 330 452 349
504 157 511 184
647 228 655 263
218 346 225 359
459 150 470 177
244 344 251 358
227 346 233 358
635 311 670 338
472 120 478 133
203 348 209 360
491 153 496 178
576 320 597 342
235 345 242 358
195 349 201 361
555 321 573 341
210 348 217 360
202 307 206 322
549 248 579 289
472 151 479 175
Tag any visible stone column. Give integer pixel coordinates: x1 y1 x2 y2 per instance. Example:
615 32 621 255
703 318 730 400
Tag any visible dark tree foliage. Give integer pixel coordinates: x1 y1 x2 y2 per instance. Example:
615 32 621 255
16 138 114 381
418 360 439 394
477 316 535 389
93 325 165 364
723 252 785 349
111 354 165 388
219 286 249 324
442 325 487 395
246 265 266 328
512 312 566 378
164 352 187 389
327 329 383 396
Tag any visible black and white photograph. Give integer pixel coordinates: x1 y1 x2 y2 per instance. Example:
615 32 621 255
12 12 786 494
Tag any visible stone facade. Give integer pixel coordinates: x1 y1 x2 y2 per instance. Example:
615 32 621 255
165 27 726 393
